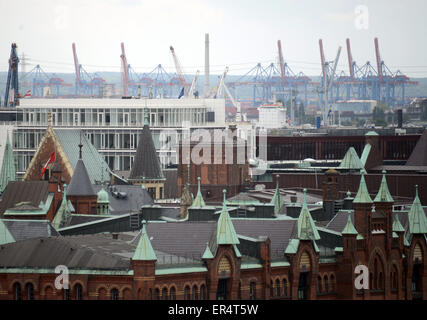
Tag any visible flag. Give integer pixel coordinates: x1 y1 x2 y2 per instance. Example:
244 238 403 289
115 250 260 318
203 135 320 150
40 151 55 178
327 105 332 118
178 87 184 99
23 90 31 98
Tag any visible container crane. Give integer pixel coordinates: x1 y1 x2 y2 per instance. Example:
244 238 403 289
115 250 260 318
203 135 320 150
4 43 20 107
217 67 242 121
120 42 130 96
188 70 200 98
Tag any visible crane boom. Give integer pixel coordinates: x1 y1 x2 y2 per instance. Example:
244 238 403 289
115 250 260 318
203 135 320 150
328 46 341 92
277 40 286 86
319 39 327 86
188 70 200 98
72 43 81 85
346 38 355 80
216 67 229 97
169 46 187 95
120 42 129 96
374 37 383 82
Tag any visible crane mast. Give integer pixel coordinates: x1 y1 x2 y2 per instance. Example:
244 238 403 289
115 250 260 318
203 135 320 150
277 40 286 87
72 43 81 86
188 70 200 98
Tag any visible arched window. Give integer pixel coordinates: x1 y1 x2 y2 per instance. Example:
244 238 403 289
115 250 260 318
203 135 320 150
329 274 335 292
64 288 70 300
153 288 160 300
13 283 22 300
200 285 206 300
249 282 256 300
161 287 168 300
111 288 119 300
184 286 190 300
317 276 322 294
282 279 288 297
192 285 198 300
74 283 83 300
274 279 280 297
169 287 176 300
323 275 328 293
26 283 34 300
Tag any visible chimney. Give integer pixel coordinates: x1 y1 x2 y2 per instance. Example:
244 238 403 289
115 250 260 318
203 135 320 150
204 33 210 98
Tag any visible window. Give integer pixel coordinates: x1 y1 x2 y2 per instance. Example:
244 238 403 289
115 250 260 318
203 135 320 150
323 275 328 293
64 288 70 300
111 288 119 300
192 285 198 300
14 283 22 300
169 287 176 300
184 286 190 300
153 288 160 300
249 282 256 300
274 279 280 297
161 288 168 300
200 285 206 300
282 279 288 297
329 274 335 292
317 276 322 294
75 284 83 300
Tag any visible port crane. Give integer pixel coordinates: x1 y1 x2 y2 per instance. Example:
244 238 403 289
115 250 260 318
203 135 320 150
216 67 242 121
169 46 189 97
188 70 200 98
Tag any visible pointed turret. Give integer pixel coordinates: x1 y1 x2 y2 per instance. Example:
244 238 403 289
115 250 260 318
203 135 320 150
67 143 96 197
270 175 284 215
133 220 157 261
342 213 358 235
202 242 214 259
374 170 393 203
0 133 16 193
353 171 372 204
191 177 206 208
0 219 14 245
407 185 427 234
52 184 72 229
392 213 405 233
217 190 239 245
297 189 320 240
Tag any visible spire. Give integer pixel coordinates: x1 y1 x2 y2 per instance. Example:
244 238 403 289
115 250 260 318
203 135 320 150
191 177 206 208
392 213 405 233
407 185 427 234
144 99 149 126
78 132 83 160
67 144 96 197
374 170 393 203
202 242 214 259
217 189 240 245
353 171 373 204
52 184 72 229
0 133 16 193
0 219 14 245
346 190 352 199
342 213 358 235
133 220 157 261
270 174 284 215
297 189 320 240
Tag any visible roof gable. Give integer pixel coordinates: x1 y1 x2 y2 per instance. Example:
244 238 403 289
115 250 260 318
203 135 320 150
339 147 364 170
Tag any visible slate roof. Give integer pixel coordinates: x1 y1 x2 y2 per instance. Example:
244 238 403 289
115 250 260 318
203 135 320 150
1 219 59 241
67 159 97 196
128 124 164 181
54 129 111 184
0 181 49 216
0 236 130 270
406 130 427 166
163 169 178 198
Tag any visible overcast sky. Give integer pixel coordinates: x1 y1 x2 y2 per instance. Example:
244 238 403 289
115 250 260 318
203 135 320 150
1 0 426 77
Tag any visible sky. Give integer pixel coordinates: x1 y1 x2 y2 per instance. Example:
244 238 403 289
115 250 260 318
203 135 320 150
1 0 427 77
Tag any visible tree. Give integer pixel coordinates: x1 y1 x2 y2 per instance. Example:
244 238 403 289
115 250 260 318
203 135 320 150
372 105 387 127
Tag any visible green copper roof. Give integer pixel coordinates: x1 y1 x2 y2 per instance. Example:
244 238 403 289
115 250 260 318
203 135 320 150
217 190 240 245
392 213 405 233
392 232 398 238
342 213 358 235
339 147 364 169
353 172 373 204
0 133 16 193
357 233 364 240
191 177 206 209
374 171 394 203
0 219 15 245
334 247 343 252
97 187 109 204
133 220 157 261
366 131 379 136
407 185 427 234
202 242 214 259
233 244 242 257
360 143 371 166
270 175 284 215
285 239 300 254
297 189 320 240
52 184 72 230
